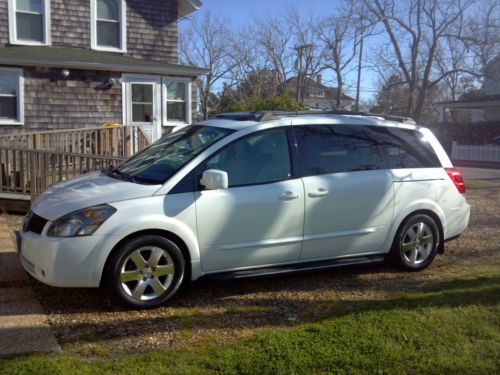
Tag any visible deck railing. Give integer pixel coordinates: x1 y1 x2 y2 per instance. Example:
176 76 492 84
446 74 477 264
0 125 151 202
0 147 127 200
0 125 149 157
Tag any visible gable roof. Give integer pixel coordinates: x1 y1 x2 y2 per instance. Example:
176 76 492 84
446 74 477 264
286 76 355 101
0 46 207 76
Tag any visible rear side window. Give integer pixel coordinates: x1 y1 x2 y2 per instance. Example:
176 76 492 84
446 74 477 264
373 127 441 169
294 125 386 177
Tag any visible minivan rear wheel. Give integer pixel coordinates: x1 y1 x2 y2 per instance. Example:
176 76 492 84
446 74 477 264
390 214 440 271
107 235 185 308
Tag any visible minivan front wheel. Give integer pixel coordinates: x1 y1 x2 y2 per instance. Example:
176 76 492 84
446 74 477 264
107 235 185 308
390 214 440 271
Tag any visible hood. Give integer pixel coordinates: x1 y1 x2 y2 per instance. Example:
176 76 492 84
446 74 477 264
31 172 161 221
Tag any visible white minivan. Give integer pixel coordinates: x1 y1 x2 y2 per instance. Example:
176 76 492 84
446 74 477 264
16 112 470 308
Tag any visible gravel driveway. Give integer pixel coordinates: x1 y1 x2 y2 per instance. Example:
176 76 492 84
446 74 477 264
5 180 500 358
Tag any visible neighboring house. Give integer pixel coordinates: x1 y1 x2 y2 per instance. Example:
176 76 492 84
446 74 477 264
286 75 355 111
437 55 500 123
0 0 206 142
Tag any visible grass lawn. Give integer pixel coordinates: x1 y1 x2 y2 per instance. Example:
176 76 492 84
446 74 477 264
1 272 499 374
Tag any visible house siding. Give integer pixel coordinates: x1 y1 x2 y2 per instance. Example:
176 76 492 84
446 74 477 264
51 0 91 49
0 0 179 62
127 0 178 63
21 67 122 131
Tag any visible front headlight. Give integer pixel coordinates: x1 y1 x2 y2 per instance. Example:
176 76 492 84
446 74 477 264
47 204 116 237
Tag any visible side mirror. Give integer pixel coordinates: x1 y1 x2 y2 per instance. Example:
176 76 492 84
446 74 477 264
200 169 228 190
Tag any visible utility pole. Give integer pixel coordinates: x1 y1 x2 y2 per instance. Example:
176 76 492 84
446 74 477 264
294 44 313 103
355 37 363 112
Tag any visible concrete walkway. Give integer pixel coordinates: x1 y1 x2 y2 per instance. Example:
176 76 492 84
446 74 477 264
0 216 59 356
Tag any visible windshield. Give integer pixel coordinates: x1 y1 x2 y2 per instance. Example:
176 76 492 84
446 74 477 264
114 125 233 184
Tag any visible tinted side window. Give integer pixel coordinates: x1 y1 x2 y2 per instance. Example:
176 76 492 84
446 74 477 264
203 128 292 188
374 127 441 168
294 125 386 177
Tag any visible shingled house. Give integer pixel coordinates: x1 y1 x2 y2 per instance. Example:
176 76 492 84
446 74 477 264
0 0 205 142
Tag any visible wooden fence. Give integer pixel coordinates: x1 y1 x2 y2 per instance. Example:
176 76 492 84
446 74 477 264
0 125 150 202
0 147 126 200
452 141 500 162
0 125 149 157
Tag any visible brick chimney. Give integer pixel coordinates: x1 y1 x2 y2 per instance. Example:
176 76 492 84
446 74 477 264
316 74 322 85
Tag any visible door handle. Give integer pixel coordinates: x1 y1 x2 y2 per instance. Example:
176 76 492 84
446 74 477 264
279 191 300 200
308 188 329 198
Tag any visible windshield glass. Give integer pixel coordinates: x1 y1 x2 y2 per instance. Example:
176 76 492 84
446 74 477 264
115 125 233 184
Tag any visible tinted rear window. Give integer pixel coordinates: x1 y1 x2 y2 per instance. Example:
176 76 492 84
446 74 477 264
294 125 441 177
294 125 386 176
373 127 441 169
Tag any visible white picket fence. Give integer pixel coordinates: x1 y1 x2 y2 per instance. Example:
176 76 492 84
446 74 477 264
452 141 500 162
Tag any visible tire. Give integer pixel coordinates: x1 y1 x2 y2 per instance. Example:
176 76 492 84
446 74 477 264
106 235 185 308
389 214 440 271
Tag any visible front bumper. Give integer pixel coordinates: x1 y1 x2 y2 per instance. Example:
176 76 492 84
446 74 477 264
16 230 112 288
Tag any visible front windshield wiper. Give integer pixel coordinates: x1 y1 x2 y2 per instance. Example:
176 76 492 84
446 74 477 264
102 165 136 183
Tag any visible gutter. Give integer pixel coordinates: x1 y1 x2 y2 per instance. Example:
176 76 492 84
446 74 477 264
0 56 209 76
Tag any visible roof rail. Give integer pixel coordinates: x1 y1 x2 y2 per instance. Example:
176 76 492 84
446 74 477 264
213 110 416 124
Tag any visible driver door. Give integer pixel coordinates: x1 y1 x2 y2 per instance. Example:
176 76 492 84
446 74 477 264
194 127 305 272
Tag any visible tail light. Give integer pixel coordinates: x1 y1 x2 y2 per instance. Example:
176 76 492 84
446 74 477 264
445 168 466 194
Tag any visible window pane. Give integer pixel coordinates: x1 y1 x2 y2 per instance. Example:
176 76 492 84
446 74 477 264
97 0 119 20
131 84 152 103
166 82 186 101
132 104 153 123
295 125 385 177
17 0 42 13
16 13 43 42
97 21 119 48
374 127 441 168
206 129 291 187
167 102 186 122
0 97 17 120
118 126 232 185
0 74 18 95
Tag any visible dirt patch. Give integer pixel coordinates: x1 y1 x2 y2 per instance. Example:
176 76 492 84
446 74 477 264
5 183 500 359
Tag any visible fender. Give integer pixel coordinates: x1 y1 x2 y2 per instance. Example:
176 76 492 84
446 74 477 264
89 195 202 285
381 198 446 253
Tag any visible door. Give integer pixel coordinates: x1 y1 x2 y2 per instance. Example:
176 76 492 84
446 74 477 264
123 75 162 142
293 124 395 260
195 127 305 272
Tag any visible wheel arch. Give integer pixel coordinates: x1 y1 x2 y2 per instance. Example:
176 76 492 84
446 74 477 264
392 209 445 254
99 229 193 287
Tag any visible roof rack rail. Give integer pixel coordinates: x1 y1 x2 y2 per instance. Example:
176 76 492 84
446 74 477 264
213 110 416 124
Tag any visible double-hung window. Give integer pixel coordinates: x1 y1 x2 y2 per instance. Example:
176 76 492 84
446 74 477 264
0 68 24 125
163 78 191 126
8 0 51 45
91 0 127 52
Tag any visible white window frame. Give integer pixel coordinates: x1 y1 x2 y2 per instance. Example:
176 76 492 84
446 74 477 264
8 0 51 46
162 77 192 127
0 68 24 126
90 0 127 53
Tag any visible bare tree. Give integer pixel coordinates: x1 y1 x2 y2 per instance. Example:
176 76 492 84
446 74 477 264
360 0 476 121
179 11 239 119
287 8 327 103
252 15 296 96
316 1 368 108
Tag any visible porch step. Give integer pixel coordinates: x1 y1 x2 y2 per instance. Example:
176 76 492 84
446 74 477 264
206 255 386 281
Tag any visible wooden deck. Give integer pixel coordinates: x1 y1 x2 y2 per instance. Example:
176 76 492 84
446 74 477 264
0 126 149 206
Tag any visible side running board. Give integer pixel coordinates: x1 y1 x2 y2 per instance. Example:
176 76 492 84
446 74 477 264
206 255 386 281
